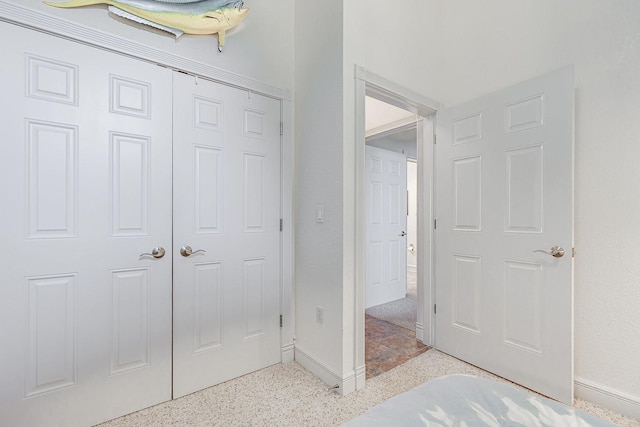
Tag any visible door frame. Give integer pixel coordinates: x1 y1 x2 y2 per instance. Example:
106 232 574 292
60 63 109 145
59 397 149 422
354 65 440 389
0 1 295 363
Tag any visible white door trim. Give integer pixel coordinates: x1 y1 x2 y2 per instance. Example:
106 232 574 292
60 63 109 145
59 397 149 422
354 65 440 390
0 1 295 364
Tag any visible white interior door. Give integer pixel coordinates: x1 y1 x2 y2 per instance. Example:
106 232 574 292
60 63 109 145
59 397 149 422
435 68 574 403
365 145 408 309
172 72 282 398
0 22 173 426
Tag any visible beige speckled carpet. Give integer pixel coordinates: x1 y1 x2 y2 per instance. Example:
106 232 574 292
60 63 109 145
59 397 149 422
98 349 638 427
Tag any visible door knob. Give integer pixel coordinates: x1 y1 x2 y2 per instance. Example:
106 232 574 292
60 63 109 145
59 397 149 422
399 231 407 237
534 246 565 258
180 245 206 257
139 247 165 259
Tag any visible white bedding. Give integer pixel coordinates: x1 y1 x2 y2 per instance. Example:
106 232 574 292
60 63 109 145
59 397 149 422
343 375 616 427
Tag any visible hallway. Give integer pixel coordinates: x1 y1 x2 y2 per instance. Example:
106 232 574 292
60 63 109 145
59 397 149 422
365 315 429 379
365 270 429 379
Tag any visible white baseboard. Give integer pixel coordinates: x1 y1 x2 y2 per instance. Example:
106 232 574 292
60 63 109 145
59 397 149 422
354 364 366 391
575 376 640 420
415 322 424 342
342 371 356 395
281 342 295 364
294 346 356 396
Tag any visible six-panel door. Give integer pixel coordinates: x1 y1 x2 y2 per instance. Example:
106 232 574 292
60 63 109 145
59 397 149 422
171 72 282 398
435 68 574 404
0 22 173 426
365 145 408 309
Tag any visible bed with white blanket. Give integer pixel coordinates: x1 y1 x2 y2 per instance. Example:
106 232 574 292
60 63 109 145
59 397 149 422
343 375 616 426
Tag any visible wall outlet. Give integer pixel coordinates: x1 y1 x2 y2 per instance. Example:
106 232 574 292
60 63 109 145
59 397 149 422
316 306 324 324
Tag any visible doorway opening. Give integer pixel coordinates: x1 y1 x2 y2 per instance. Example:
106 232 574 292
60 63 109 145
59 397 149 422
363 104 429 378
353 66 440 390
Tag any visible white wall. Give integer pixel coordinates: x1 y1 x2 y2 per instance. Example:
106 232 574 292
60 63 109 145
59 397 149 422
293 0 348 385
365 96 415 131
336 0 640 416
9 0 294 90
335 0 441 391
366 136 417 160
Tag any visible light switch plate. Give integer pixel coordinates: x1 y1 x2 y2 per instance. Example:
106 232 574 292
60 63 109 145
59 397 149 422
316 205 324 223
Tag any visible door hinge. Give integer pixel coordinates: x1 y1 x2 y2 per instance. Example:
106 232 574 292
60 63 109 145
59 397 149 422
434 218 437 229
434 134 437 145
572 247 576 258
280 315 283 327
280 122 283 136
280 218 283 231
434 304 437 314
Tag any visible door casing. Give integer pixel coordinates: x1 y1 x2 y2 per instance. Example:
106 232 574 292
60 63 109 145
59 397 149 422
354 65 440 391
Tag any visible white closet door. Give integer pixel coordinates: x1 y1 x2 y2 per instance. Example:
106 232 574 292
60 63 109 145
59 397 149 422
172 72 282 398
0 22 173 426
435 68 574 403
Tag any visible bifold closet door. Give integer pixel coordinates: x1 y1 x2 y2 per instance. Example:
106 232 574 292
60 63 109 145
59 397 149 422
0 22 173 427
172 72 282 398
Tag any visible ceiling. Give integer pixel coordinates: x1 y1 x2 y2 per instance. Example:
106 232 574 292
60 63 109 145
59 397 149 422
365 96 417 156
365 96 415 133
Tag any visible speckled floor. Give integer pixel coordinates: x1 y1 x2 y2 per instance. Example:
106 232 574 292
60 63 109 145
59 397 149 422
98 350 639 427
98 266 638 426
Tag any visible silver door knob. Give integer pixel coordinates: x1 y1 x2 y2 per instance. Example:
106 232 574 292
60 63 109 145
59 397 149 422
139 247 165 259
180 245 206 257
399 231 407 237
534 246 565 258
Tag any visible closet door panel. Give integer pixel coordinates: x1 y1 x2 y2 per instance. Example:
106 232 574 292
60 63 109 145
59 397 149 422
172 72 282 398
0 22 173 427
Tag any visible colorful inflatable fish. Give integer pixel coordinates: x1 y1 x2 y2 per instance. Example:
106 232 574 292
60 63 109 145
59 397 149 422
44 0 249 52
